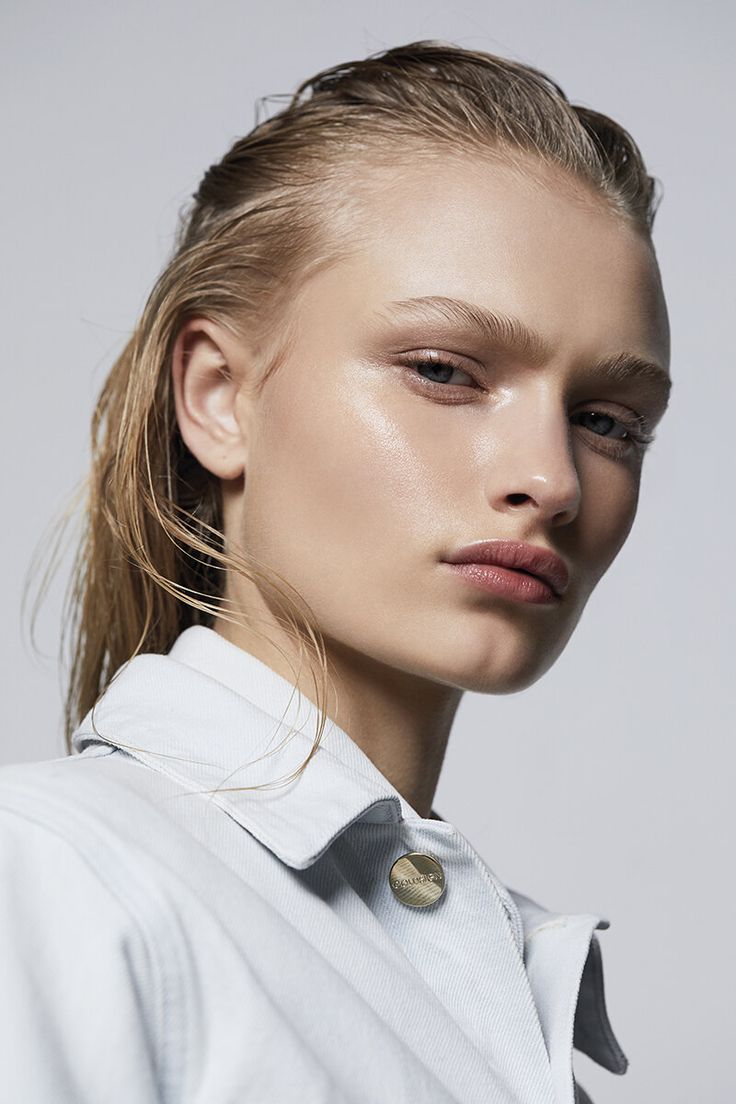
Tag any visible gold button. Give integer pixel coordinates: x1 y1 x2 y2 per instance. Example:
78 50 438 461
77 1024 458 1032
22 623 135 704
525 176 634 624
389 851 446 908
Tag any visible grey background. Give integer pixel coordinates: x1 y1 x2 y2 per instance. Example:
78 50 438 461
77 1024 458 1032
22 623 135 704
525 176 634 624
3 2 733 1101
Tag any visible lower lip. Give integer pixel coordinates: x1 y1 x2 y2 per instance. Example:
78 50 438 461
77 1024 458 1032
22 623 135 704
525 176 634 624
442 562 560 604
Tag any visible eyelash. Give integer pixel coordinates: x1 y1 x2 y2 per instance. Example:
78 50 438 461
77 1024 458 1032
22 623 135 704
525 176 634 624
399 353 657 457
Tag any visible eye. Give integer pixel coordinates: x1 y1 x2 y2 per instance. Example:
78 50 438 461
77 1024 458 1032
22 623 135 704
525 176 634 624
571 409 656 457
399 352 478 390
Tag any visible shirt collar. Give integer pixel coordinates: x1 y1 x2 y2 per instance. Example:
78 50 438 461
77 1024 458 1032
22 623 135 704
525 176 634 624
72 624 421 870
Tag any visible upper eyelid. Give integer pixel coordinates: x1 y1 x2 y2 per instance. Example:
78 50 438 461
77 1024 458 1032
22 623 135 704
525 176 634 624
397 344 477 363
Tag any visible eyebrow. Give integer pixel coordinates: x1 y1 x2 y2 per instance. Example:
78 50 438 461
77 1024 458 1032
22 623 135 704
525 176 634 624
373 295 672 405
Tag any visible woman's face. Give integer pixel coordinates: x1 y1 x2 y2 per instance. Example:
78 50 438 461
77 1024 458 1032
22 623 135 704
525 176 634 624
225 153 671 694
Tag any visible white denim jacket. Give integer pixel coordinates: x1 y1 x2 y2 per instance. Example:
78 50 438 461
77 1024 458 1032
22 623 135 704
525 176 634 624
0 625 628 1103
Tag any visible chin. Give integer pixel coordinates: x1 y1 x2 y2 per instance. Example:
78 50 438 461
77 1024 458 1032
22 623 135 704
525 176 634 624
430 617 577 696
453 660 551 697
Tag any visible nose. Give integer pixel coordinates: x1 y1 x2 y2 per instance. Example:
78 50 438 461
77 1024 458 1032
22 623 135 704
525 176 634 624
486 393 581 527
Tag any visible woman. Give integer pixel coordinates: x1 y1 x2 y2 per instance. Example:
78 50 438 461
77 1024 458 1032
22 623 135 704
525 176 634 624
2 39 670 1104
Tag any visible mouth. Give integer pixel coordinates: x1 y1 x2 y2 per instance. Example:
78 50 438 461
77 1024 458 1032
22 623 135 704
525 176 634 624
442 539 569 602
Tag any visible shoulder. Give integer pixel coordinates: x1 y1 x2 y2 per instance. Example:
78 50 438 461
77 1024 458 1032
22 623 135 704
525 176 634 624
0 747 185 957
0 747 211 958
0 747 170 915
0 751 191 1101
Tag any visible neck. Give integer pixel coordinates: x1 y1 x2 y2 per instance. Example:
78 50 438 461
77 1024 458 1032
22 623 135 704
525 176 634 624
213 617 463 820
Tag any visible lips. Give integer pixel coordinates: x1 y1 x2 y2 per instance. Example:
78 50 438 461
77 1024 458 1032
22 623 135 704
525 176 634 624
443 539 570 598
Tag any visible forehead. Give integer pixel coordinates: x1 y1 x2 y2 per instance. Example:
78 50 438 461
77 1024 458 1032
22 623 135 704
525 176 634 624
301 151 670 369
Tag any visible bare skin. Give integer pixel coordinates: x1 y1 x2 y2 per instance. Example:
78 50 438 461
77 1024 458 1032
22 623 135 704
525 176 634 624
171 152 671 820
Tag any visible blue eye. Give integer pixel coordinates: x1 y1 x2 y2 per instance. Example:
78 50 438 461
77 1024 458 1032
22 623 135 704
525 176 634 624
401 354 477 389
571 410 655 451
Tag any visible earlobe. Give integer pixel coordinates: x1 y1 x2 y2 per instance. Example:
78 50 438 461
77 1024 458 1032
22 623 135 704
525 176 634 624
171 318 249 481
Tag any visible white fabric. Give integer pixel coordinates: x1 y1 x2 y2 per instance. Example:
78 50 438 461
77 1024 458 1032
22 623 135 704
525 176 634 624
0 624 628 1102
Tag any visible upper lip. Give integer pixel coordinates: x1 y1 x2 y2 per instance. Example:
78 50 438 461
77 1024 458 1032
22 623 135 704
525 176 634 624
443 539 570 598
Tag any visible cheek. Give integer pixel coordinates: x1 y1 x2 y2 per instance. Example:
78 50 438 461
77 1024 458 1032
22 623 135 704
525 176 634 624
239 365 439 612
575 452 641 583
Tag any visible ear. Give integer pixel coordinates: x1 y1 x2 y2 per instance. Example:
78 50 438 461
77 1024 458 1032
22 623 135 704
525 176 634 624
171 317 252 481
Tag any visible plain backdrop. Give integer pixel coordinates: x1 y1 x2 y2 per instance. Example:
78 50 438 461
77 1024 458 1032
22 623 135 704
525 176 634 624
3 2 734 1102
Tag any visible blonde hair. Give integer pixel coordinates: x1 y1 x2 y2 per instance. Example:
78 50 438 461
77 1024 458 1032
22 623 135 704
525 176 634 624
26 39 662 791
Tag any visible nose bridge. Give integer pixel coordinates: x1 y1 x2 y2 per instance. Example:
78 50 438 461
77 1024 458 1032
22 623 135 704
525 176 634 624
489 380 581 521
